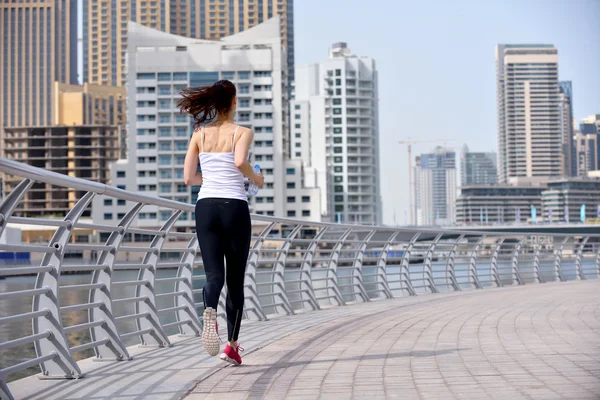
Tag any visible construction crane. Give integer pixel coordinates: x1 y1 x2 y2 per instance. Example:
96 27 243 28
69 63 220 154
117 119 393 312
398 138 454 225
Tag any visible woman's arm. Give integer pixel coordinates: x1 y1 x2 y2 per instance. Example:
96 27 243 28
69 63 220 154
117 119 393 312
234 129 264 187
183 132 203 186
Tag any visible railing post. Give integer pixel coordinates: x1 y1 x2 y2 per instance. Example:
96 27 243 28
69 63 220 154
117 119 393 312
298 228 326 311
0 178 33 238
510 237 525 285
400 233 419 296
270 225 300 315
174 236 203 336
89 202 144 361
33 193 98 379
468 236 485 289
350 230 374 302
574 236 589 280
134 211 183 347
325 229 351 306
0 376 11 400
596 240 600 278
445 234 464 291
490 237 505 287
423 234 443 294
533 243 542 283
374 232 397 299
554 236 569 282
237 222 273 321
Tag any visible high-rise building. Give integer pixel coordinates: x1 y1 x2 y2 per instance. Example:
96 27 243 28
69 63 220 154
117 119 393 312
496 44 562 184
0 0 78 127
559 81 575 176
52 82 127 127
578 114 600 173
460 145 497 186
83 0 294 87
93 18 318 229
573 130 598 176
291 42 381 225
415 147 456 226
0 125 121 218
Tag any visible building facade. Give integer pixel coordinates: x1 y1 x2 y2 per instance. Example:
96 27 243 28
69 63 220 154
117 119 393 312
52 82 127 127
542 179 600 223
456 185 545 225
460 145 497 186
93 18 317 229
83 0 294 87
578 114 600 173
0 0 78 127
573 130 597 177
291 43 381 225
496 44 562 184
0 125 121 217
559 81 574 177
415 148 456 226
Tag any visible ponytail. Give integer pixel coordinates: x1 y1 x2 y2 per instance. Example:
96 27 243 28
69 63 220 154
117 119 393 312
178 80 236 127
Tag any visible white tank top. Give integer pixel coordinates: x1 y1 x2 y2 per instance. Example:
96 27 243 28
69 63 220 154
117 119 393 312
197 125 247 202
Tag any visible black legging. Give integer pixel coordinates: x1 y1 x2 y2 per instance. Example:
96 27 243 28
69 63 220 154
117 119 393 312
195 198 251 341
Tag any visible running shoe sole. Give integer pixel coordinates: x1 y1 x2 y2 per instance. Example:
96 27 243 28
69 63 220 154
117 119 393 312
202 308 220 356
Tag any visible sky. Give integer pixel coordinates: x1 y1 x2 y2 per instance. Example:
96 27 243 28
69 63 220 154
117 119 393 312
294 0 600 225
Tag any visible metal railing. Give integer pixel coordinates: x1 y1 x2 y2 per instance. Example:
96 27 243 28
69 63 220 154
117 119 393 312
0 157 599 400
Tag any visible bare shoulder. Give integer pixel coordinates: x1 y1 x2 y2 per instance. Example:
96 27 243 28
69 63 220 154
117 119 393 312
235 125 254 141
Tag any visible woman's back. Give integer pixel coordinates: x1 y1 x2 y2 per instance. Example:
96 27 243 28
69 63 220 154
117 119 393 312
197 123 247 202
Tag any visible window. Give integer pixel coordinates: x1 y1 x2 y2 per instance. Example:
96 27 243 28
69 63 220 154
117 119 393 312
221 71 235 80
286 168 295 175
295 124 301 129
333 108 342 115
334 166 343 173
175 142 187 151
160 211 171 221
138 185 146 191
159 100 171 109
302 210 311 217
335 195 344 202
334 137 343 144
334 147 343 154
238 71 250 79
104 213 113 220
117 213 125 219
160 169 172 179
267 197 274 203
334 186 344 193
333 118 342 125
336 88 342 95
335 69 341 76
287 210 296 217
267 211 274 216
287 196 296 203
239 99 250 108
159 155 171 165
335 176 343 183
137 73 155 80
117 185 126 190
159 114 171 123
104 199 112 206
287 182 296 189
295 152 301 157
254 71 271 77
158 73 171 81
177 184 187 193
159 127 171 137
294 104 301 110
334 127 342 134
239 85 250 94
160 142 172 151
173 72 187 81
295 133 301 138
118 199 126 206
333 98 342 105
160 183 171 193
117 171 126 178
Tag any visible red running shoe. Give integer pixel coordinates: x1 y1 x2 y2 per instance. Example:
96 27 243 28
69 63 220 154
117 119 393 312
220 343 244 366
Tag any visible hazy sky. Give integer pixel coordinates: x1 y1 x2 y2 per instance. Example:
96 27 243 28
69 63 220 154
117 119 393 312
294 0 600 225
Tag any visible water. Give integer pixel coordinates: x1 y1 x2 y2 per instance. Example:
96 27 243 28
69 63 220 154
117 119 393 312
247 164 261 196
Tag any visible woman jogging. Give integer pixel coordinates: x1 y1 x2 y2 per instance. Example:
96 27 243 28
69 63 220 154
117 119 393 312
179 80 264 365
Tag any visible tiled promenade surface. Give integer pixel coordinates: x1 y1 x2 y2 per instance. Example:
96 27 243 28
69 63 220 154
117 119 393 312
10 281 600 400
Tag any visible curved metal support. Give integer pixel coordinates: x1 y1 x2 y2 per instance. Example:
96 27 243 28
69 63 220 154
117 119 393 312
423 233 443 294
468 236 485 289
532 243 542 283
510 237 526 285
89 202 144 361
400 233 419 296
490 237 506 287
0 178 34 238
0 377 11 400
297 228 327 311
445 234 464 291
373 231 397 299
554 236 569 282
574 236 589 280
270 225 301 315
325 229 352 306
238 222 274 321
33 193 97 379
134 211 183 347
174 237 203 336
350 230 375 302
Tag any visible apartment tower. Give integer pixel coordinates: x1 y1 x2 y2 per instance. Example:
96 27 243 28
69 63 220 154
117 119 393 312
496 44 561 184
83 0 294 87
0 0 78 127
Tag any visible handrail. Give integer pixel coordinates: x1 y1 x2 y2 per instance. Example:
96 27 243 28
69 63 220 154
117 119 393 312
0 158 599 400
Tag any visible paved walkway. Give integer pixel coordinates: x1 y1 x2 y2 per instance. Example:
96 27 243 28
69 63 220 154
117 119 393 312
10 281 600 400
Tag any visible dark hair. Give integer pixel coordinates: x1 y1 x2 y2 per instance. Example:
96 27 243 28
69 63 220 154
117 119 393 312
178 80 236 127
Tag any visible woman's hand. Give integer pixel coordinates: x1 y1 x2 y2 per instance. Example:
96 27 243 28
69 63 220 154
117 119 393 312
252 172 264 188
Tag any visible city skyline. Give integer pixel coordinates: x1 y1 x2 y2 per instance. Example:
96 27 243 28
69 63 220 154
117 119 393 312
293 0 600 225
